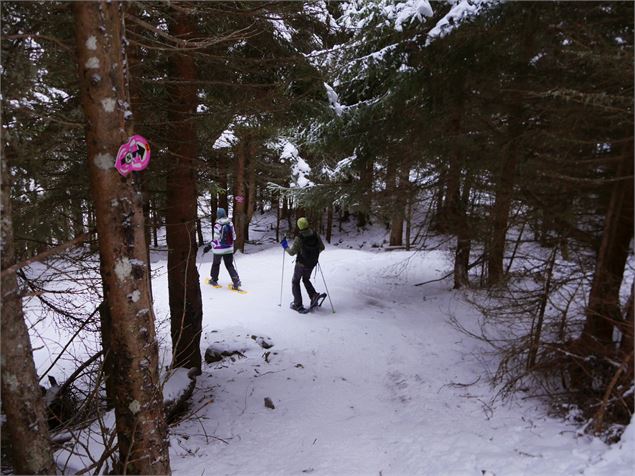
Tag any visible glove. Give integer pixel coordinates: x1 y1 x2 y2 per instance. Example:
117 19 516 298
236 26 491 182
281 238 288 250
203 244 212 254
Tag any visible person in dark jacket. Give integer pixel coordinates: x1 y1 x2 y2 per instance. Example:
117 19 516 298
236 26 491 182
281 217 326 312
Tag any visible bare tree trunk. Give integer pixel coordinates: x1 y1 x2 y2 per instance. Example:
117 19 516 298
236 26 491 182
152 199 159 248
74 3 170 473
487 141 518 285
218 161 229 213
89 208 99 253
622 281 634 350
319 209 324 235
282 197 293 233
487 21 534 286
246 148 257 227
326 205 333 244
1 132 56 475
432 166 446 228
388 159 406 246
621 281 634 382
71 196 86 237
580 142 634 352
210 185 218 225
453 174 473 289
389 210 404 246
443 76 465 238
243 146 257 243
357 155 373 228
196 218 204 246
287 198 294 231
233 135 247 252
165 7 203 372
386 158 398 245
527 247 557 369
441 144 462 236
405 189 414 251
275 192 281 242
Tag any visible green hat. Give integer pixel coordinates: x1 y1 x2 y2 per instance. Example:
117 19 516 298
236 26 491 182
297 217 309 230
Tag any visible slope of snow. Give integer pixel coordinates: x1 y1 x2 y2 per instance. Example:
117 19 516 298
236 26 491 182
154 242 632 476
23 213 633 475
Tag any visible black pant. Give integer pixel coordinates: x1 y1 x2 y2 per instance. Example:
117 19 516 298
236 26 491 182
292 262 317 306
211 254 239 285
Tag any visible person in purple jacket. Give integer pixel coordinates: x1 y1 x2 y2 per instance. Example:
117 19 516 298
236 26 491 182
203 208 241 289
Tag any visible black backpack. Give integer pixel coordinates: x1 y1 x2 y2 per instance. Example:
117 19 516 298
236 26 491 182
220 223 233 246
299 231 321 267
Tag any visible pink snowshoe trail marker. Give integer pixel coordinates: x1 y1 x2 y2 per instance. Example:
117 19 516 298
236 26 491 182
115 135 151 176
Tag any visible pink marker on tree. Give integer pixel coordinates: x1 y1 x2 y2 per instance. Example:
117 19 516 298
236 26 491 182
115 135 151 176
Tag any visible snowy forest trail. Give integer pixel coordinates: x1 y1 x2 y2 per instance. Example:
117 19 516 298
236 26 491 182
150 246 620 476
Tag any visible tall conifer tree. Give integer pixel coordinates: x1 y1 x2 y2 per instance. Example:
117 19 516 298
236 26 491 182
73 2 170 472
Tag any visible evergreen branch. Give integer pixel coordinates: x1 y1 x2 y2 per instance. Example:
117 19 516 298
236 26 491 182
266 181 356 209
527 89 632 114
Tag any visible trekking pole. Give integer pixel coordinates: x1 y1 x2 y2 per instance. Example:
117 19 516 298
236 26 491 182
317 262 335 314
278 236 286 307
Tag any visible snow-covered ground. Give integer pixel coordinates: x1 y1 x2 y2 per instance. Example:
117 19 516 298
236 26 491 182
25 213 634 475
157 245 632 476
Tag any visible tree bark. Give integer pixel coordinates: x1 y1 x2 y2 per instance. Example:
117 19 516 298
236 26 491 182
288 199 295 231
487 101 528 283
196 218 204 247
487 139 518 285
386 158 397 245
580 141 634 352
621 281 634 382
527 247 557 369
245 144 257 242
388 159 406 246
218 159 229 213
275 192 281 242
453 175 473 289
71 196 86 237
152 199 159 248
73 2 170 473
326 205 333 244
210 185 218 226
1 130 56 476
487 19 534 286
441 126 462 235
357 155 373 228
442 74 465 237
233 135 247 252
405 195 413 251
165 7 203 372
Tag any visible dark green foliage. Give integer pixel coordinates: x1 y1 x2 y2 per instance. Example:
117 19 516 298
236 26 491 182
2 2 88 257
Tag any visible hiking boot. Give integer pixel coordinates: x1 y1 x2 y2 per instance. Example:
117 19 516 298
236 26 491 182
290 302 305 312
